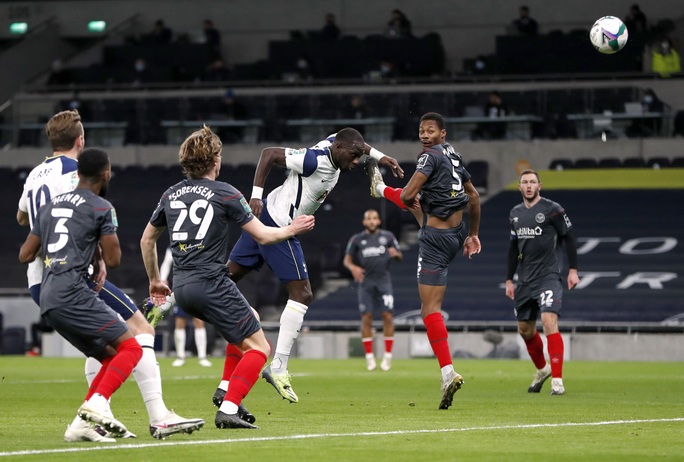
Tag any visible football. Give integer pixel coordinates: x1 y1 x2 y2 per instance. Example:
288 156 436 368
590 16 628 54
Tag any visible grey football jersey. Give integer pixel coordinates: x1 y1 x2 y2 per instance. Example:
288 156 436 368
150 178 254 287
416 143 471 219
31 188 117 313
345 230 400 282
509 197 573 284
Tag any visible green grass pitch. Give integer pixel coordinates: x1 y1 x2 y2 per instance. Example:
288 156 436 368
1 356 683 461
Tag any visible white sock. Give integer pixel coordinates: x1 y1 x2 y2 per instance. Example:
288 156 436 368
218 379 229 392
440 364 455 382
195 327 207 359
174 329 186 359
84 357 102 388
218 400 238 415
377 184 387 197
132 333 168 423
272 300 308 374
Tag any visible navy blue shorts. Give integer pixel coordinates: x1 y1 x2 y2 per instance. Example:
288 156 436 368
31 279 139 321
417 224 464 286
513 274 564 321
43 296 129 358
229 204 308 283
174 273 261 345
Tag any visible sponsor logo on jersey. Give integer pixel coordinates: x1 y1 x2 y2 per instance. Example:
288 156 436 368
516 226 542 238
110 208 118 227
239 197 252 214
286 148 307 156
361 245 386 257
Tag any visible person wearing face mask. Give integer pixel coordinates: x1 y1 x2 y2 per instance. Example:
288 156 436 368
652 37 681 78
626 89 665 138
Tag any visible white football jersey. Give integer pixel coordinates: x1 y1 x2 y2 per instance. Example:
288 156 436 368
265 134 340 227
18 155 79 287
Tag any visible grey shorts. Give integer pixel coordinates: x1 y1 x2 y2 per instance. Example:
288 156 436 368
417 224 464 286
513 274 564 321
43 296 129 358
358 280 394 315
174 273 261 345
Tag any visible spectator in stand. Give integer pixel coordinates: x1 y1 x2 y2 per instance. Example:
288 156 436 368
385 9 412 38
651 37 681 78
203 19 222 59
147 19 173 44
343 95 371 136
214 89 249 144
512 6 538 36
321 13 341 41
129 57 152 86
472 91 508 140
626 88 665 138
624 4 648 37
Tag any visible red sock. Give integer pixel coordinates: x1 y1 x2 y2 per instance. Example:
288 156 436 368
222 344 243 381
546 332 564 378
225 349 268 406
524 331 547 370
384 337 394 354
423 312 452 368
93 337 142 400
383 187 408 210
362 338 373 355
85 357 110 401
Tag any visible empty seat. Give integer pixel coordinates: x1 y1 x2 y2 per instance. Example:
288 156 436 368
466 160 489 194
646 157 671 169
597 158 621 168
670 157 684 168
574 158 599 169
549 159 573 170
622 157 647 168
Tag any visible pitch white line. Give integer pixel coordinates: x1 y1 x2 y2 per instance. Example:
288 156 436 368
1 418 683 458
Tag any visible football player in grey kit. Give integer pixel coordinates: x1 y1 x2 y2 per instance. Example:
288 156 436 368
505 169 579 396
140 125 315 429
368 112 481 410
19 148 142 441
343 209 402 371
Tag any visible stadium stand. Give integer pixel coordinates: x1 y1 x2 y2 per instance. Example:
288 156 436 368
309 187 684 323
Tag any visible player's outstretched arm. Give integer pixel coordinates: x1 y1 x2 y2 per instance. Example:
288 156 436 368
364 142 403 178
242 214 315 245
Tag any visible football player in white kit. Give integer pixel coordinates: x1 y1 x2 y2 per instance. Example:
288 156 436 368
212 127 404 404
17 110 204 441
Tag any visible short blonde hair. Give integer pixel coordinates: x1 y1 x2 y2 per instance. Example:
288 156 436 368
179 125 222 179
45 110 83 152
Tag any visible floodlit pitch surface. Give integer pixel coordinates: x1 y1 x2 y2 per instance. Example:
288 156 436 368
1 357 683 461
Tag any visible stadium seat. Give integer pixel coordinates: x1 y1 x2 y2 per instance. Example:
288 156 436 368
466 160 489 194
1 327 26 355
574 158 599 169
671 157 684 168
549 159 573 170
646 157 671 169
597 158 621 168
621 157 647 168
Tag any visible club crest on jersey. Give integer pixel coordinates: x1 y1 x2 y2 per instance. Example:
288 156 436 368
379 236 388 245
535 213 545 223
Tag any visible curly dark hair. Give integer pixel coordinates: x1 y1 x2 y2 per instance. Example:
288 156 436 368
179 125 222 179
